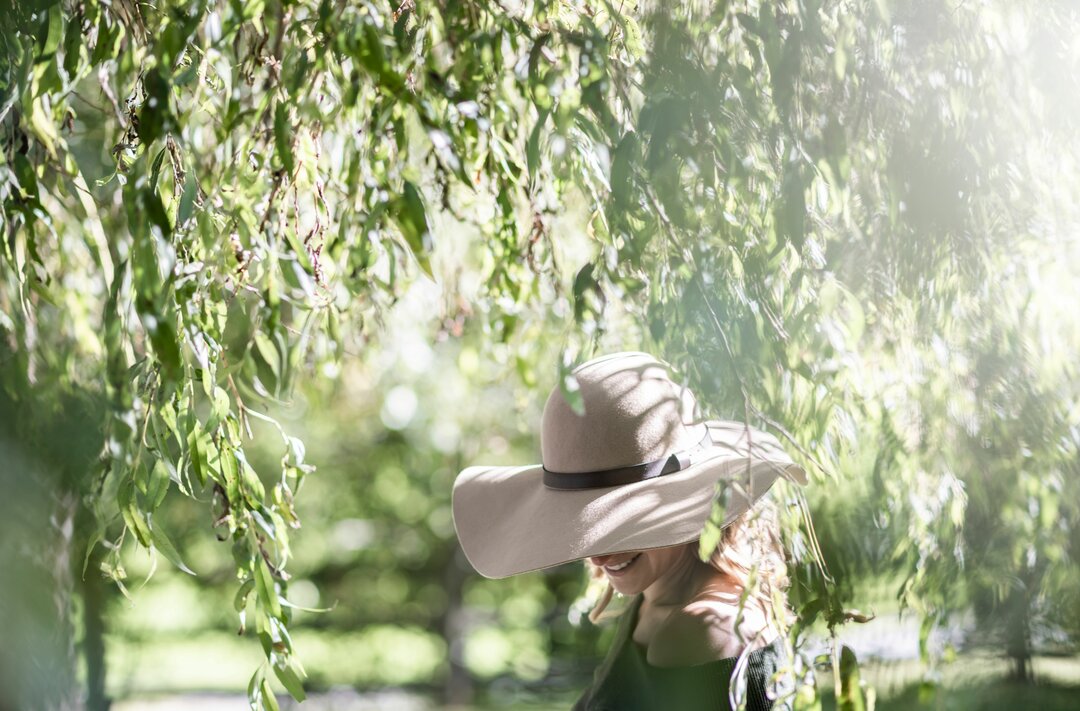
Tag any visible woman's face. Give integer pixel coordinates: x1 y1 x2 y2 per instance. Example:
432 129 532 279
589 544 691 596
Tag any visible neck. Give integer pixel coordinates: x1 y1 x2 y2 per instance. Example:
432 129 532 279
641 546 714 608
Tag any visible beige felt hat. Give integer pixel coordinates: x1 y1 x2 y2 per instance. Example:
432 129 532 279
452 351 806 579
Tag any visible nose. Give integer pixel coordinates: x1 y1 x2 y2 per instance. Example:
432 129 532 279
589 554 613 566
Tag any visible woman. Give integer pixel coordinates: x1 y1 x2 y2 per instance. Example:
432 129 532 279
453 352 804 710
574 499 793 710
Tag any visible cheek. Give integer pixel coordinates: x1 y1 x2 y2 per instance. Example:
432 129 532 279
634 551 682 587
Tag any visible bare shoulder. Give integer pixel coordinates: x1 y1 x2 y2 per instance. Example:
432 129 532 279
645 593 774 668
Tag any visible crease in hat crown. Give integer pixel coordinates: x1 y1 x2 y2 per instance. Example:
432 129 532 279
539 352 705 476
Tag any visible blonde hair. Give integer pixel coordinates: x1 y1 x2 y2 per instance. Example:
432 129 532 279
587 495 790 625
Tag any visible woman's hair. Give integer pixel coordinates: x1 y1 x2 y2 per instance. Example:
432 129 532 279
708 494 790 621
587 495 790 624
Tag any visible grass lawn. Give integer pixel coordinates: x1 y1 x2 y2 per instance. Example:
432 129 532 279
866 680 1080 711
106 627 1080 710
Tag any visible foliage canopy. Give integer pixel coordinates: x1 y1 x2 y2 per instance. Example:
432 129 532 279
2 0 1080 707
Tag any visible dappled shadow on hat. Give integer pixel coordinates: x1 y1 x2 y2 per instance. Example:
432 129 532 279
451 352 805 579
541 353 704 476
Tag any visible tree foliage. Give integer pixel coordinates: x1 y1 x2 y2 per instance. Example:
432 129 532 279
2 0 1080 708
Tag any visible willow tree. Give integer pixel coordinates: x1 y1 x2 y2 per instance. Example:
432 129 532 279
3 0 1079 709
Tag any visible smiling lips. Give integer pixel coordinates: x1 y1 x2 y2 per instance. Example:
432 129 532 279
602 553 641 576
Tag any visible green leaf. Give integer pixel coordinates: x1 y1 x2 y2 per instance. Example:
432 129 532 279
149 519 196 575
254 556 283 619
209 386 231 429
556 353 585 416
610 131 639 208
36 4 64 62
259 676 280 711
837 645 866 711
247 668 262 707
149 146 167 188
118 479 152 547
918 614 934 665
220 443 241 508
234 578 256 612
391 180 434 278
81 524 105 579
253 331 281 381
173 61 198 87
698 490 727 561
142 185 172 237
178 170 197 225
526 109 549 182
622 16 645 59
62 10 83 78
237 451 266 508
274 102 294 175
776 163 808 250
272 484 299 526
11 152 40 205
188 423 208 486
792 597 828 640
146 458 171 510
147 315 182 381
273 657 306 702
286 436 306 468
392 7 412 50
137 67 172 145
158 6 201 67
90 11 121 66
353 21 404 93
572 263 604 323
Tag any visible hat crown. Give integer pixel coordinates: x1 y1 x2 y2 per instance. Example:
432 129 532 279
541 352 703 474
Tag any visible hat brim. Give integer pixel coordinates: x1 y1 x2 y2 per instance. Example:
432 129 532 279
452 420 806 579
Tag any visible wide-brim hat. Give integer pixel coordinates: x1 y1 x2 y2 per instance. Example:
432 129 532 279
452 352 806 579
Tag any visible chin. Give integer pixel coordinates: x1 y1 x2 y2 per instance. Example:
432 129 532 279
608 574 650 596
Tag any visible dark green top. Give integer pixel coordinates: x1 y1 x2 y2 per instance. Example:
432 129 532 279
572 595 793 711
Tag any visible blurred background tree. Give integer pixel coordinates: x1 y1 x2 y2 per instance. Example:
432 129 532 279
2 0 1079 709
